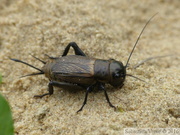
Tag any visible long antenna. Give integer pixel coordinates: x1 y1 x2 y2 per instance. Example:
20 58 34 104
126 74 147 83
133 54 173 69
125 13 158 68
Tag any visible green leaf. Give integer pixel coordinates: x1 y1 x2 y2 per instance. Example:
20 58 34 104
0 74 2 84
0 94 14 135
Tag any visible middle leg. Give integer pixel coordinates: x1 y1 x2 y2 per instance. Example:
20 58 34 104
77 84 96 113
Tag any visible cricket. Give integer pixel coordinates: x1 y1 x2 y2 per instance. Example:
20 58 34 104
11 14 157 112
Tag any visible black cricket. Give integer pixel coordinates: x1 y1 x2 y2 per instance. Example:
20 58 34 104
11 15 156 112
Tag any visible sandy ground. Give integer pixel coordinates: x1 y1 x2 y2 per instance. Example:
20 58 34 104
0 0 180 135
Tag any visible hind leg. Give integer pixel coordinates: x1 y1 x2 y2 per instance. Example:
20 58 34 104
34 81 79 98
62 42 86 56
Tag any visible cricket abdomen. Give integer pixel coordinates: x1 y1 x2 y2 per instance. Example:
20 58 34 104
43 55 96 85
